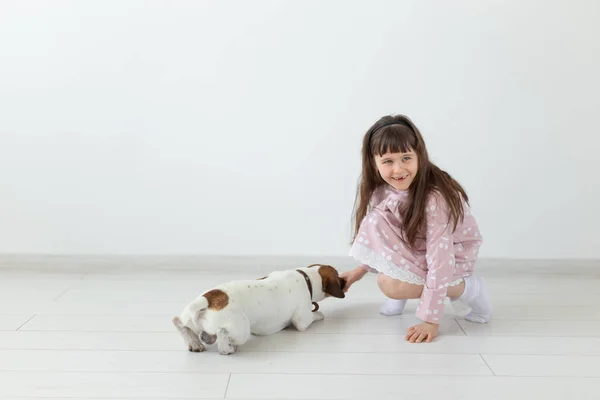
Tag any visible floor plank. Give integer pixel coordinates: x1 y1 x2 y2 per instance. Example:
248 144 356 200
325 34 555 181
482 354 600 377
1 331 599 355
0 349 491 375
226 374 599 399
458 319 600 337
0 315 34 331
0 371 229 398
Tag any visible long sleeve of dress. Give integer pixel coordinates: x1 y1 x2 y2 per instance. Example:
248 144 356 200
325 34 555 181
357 187 391 274
415 194 456 324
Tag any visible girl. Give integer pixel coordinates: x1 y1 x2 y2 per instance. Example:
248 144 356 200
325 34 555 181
340 114 492 343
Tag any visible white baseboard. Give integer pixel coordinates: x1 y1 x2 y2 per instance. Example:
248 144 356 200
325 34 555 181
1 254 599 275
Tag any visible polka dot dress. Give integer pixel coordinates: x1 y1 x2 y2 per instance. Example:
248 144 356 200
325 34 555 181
349 184 483 323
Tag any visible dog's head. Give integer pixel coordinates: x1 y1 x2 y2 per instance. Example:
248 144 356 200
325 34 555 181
309 264 347 299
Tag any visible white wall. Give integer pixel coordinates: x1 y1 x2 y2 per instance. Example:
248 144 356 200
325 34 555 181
0 0 598 259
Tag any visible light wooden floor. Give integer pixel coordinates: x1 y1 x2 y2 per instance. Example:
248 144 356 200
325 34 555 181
1 257 599 399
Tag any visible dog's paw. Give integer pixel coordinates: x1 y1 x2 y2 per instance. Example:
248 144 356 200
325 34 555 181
312 311 325 321
218 344 236 355
188 341 205 352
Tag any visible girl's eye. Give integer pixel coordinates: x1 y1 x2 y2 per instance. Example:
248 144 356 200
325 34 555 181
402 157 411 162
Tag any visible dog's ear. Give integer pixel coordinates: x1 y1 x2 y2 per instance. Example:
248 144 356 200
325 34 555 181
319 265 346 299
325 279 346 298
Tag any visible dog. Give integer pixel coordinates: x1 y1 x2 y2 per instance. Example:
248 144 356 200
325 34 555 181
172 263 346 355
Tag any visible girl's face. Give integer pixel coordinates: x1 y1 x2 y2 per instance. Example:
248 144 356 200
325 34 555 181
374 150 418 190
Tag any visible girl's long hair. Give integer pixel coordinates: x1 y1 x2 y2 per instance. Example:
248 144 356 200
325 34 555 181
351 114 469 249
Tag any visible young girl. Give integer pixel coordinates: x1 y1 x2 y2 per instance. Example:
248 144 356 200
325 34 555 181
340 114 492 343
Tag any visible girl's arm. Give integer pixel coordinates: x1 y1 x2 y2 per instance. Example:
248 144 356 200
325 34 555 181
415 194 456 324
358 264 377 273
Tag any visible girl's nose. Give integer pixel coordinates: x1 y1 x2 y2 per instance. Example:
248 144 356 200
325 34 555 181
393 165 405 174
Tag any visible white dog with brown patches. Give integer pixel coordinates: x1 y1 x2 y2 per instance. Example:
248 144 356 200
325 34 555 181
172 264 346 355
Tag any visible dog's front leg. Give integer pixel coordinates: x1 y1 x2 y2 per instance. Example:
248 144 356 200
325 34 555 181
172 316 205 352
216 328 237 355
292 310 324 332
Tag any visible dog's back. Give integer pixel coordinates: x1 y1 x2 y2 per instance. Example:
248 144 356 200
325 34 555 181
200 270 305 335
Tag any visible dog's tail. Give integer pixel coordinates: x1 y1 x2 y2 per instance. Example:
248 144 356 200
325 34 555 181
187 296 209 314
173 296 209 329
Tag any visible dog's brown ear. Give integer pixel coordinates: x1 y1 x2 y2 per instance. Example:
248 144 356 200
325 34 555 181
325 279 346 298
319 265 346 299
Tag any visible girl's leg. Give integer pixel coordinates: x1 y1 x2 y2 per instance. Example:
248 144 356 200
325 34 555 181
376 275 428 316
376 274 491 323
377 274 465 299
458 275 492 323
379 298 409 316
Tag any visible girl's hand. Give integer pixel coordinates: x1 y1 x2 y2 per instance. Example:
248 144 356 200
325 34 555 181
405 322 439 343
339 267 367 293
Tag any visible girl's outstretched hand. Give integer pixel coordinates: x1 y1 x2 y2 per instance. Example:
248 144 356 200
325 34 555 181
339 267 367 293
405 322 439 343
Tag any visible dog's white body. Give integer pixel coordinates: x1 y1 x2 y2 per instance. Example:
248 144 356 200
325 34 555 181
172 264 345 355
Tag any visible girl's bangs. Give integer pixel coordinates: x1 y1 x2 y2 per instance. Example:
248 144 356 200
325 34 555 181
371 125 416 156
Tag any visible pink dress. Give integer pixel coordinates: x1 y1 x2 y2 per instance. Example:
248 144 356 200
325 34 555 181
349 184 483 323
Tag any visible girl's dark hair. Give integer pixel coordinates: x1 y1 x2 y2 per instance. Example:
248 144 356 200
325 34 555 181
351 114 469 249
